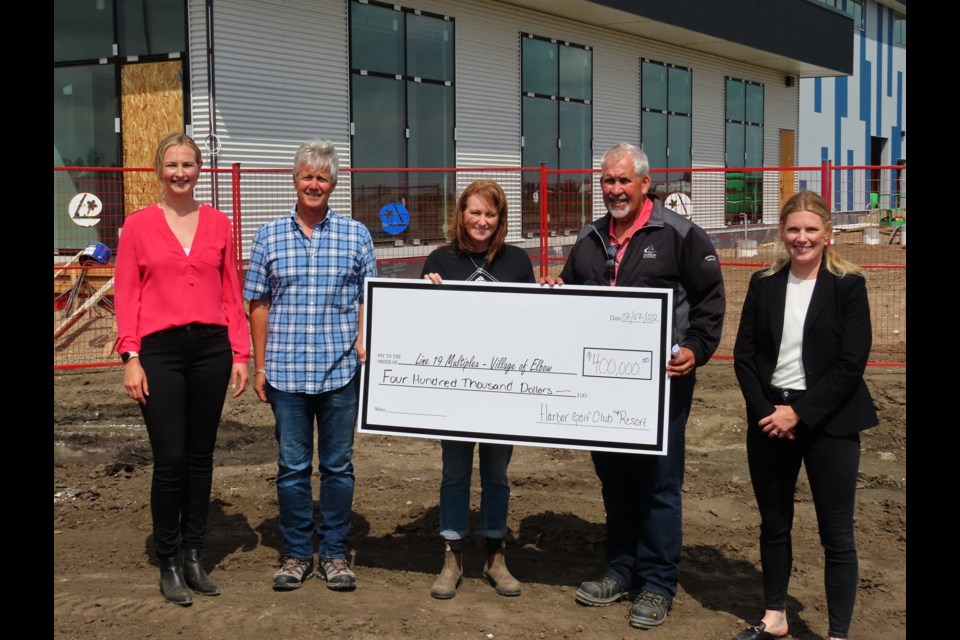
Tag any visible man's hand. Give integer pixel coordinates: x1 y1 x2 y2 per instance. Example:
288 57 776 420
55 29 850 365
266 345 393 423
666 346 696 378
253 371 268 403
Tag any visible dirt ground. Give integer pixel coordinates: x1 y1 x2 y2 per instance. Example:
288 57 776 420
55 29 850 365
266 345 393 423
53 362 905 640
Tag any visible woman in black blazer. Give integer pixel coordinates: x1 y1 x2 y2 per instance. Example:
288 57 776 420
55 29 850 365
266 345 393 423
729 191 878 640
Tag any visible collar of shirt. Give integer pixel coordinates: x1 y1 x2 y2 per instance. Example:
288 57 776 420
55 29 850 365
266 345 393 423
607 197 653 283
289 204 330 235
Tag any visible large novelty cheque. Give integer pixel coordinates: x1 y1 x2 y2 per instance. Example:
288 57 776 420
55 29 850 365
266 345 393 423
358 278 675 455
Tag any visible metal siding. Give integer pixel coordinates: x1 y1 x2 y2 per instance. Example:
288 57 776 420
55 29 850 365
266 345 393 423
189 0 350 169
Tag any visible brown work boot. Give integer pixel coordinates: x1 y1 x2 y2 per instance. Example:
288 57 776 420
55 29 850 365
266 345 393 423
482 538 521 597
430 541 463 599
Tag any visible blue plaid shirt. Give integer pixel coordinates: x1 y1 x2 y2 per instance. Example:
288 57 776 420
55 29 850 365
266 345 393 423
244 206 377 394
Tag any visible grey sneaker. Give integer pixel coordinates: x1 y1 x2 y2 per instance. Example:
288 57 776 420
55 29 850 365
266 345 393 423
629 591 672 629
273 556 314 591
319 558 356 591
575 576 629 606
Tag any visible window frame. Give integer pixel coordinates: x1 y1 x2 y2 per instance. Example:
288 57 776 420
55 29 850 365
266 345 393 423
520 33 593 237
640 58 692 193
348 0 457 244
724 77 764 225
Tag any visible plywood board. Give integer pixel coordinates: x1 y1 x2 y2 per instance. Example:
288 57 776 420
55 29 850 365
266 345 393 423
121 61 184 216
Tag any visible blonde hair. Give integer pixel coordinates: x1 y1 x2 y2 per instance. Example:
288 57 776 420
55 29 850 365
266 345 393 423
449 180 510 263
153 132 202 179
764 190 864 278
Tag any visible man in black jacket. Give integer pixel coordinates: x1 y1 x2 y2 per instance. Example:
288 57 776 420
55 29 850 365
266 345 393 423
545 142 725 630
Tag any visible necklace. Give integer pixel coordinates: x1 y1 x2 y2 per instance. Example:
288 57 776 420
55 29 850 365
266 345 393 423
468 253 486 271
467 252 495 282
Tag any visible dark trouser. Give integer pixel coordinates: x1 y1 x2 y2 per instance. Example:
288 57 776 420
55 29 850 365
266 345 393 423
139 324 232 559
746 393 861 639
591 374 695 600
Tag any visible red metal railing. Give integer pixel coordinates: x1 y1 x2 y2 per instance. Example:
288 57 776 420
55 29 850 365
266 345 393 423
53 162 905 368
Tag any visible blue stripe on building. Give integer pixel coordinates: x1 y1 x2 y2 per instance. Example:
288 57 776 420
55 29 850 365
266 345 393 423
814 77 822 113
892 71 903 161
886 9 893 98
875 6 883 136
834 76 846 172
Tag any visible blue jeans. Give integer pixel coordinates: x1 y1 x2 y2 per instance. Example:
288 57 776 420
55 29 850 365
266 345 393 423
439 440 513 540
266 374 359 561
591 374 695 600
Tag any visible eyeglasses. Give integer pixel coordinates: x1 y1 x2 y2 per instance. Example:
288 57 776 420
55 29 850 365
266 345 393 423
605 244 618 280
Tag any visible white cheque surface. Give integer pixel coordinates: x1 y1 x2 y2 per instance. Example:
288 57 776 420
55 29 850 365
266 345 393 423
359 278 674 455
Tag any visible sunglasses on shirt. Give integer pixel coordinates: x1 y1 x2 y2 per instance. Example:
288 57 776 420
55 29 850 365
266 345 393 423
605 244 618 281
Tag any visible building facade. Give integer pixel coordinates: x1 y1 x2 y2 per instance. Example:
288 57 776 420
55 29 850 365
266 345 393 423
799 0 906 212
54 0 854 255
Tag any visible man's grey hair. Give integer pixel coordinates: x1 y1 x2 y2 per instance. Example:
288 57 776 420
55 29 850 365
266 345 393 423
293 140 340 183
601 142 649 177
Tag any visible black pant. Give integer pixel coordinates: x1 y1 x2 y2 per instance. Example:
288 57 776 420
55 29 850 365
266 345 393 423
139 324 232 558
746 397 861 639
591 374 695 599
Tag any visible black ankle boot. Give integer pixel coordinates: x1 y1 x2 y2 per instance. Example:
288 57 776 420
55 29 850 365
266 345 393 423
159 555 193 606
182 548 220 596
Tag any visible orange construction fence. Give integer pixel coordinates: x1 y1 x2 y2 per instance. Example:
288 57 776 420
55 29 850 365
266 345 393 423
54 162 905 369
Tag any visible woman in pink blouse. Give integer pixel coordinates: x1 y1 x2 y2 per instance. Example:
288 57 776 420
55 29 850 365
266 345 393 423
115 132 250 606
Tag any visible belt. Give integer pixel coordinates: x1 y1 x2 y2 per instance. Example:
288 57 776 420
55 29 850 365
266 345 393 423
144 323 224 339
769 386 805 404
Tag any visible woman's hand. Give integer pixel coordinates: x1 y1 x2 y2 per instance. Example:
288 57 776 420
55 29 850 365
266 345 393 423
423 273 443 285
230 363 249 397
539 275 564 286
759 405 799 440
123 359 149 405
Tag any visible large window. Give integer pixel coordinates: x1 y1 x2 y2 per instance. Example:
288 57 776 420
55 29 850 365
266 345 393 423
54 0 186 62
54 0 187 254
893 13 906 47
349 0 455 244
725 78 764 225
521 34 592 236
641 59 692 198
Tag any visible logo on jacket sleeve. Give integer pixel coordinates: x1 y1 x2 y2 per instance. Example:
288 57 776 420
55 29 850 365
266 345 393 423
642 245 658 259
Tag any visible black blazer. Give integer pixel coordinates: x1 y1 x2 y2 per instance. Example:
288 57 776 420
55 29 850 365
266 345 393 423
733 262 878 436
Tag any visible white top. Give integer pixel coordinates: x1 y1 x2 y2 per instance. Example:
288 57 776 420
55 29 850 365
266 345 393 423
771 272 817 391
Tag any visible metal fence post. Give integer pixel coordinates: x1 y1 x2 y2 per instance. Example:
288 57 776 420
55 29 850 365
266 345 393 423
539 162 548 278
232 163 243 282
821 160 832 211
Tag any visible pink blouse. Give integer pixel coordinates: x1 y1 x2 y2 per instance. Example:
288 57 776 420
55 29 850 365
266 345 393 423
115 204 250 362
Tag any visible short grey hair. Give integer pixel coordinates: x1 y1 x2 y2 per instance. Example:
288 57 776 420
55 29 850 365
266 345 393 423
293 140 340 183
601 142 649 177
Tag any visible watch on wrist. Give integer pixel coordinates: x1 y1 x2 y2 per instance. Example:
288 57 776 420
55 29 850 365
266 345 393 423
121 351 140 363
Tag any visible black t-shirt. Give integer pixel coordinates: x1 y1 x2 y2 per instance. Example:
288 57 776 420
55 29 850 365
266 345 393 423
420 244 536 284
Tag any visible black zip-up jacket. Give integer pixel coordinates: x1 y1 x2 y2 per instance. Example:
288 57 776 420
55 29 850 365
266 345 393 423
559 194 726 366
